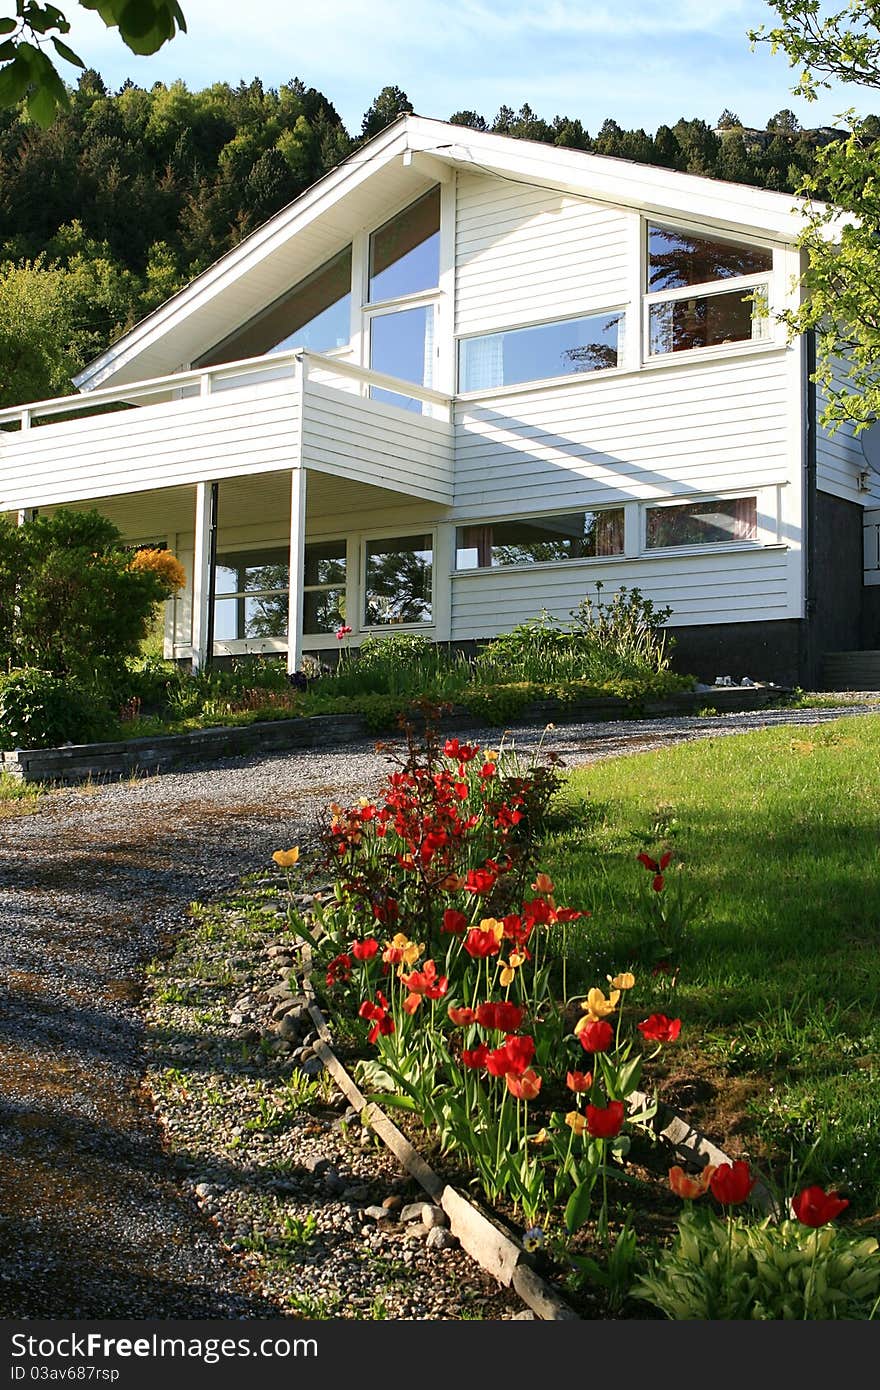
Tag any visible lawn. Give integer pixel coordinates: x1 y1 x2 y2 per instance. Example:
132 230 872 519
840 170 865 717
538 714 880 1213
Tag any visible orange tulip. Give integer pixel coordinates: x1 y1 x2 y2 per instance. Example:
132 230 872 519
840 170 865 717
506 1068 542 1101
668 1163 717 1200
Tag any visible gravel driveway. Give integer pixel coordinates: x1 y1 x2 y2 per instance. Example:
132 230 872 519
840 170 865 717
1 700 877 1319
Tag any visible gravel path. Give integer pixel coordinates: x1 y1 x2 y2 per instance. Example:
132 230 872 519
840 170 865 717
1 698 878 1319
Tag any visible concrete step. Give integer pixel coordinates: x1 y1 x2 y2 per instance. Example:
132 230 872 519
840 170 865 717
821 650 880 690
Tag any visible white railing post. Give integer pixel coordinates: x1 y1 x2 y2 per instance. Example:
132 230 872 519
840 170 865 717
287 466 307 676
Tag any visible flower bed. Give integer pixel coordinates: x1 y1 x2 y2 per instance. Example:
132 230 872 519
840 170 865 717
272 704 880 1319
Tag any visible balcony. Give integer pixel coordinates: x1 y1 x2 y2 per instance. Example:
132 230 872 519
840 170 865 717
0 350 455 515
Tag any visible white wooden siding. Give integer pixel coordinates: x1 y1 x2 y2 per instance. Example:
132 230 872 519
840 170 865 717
0 377 302 511
816 362 880 505
300 380 453 504
454 352 791 515
451 548 796 638
455 172 631 337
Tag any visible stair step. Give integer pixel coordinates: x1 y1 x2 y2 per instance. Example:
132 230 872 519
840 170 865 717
821 650 880 690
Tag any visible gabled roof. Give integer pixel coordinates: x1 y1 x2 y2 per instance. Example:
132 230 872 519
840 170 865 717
75 113 818 393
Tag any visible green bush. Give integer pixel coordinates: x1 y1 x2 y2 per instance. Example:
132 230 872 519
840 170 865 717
323 632 470 701
0 669 113 750
0 509 180 681
473 584 688 688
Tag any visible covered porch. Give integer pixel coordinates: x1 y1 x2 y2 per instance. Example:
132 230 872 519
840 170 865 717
0 352 455 672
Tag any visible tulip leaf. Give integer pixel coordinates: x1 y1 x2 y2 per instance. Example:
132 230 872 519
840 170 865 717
565 1179 595 1234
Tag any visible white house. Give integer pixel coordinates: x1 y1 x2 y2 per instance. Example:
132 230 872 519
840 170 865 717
1 114 878 686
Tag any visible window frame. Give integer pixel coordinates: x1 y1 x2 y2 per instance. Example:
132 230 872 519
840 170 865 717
642 219 775 363
212 543 291 649
640 492 765 555
360 527 436 632
453 507 627 573
455 308 626 396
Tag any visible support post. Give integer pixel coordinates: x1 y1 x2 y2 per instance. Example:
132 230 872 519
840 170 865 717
16 507 35 527
191 481 218 671
287 467 307 676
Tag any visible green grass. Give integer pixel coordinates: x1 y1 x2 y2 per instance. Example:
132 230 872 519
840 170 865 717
0 770 44 815
538 714 880 1212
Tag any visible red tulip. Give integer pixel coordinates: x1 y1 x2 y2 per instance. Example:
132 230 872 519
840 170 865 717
586 1100 625 1139
637 1013 682 1044
578 1019 614 1053
486 1034 535 1077
441 909 468 935
475 1001 524 1032
461 1044 489 1069
791 1185 850 1227
448 1005 476 1027
709 1160 756 1206
351 937 379 961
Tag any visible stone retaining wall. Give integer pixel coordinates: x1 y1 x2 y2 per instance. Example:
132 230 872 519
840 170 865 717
1 685 786 786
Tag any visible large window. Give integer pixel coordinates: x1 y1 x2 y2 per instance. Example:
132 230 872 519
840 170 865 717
646 224 771 357
197 247 352 367
214 548 289 640
369 303 435 411
458 313 622 392
303 539 346 635
364 534 433 626
645 497 757 549
456 511 625 570
369 187 440 302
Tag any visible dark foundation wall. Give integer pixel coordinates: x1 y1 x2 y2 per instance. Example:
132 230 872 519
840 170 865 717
665 619 803 688
805 489 865 683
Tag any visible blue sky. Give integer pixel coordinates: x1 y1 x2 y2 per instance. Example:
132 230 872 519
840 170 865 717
60 0 874 135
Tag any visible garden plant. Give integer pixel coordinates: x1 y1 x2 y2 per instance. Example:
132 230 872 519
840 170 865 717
270 706 879 1318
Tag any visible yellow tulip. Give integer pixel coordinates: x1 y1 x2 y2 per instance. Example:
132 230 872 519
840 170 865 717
272 847 300 868
565 1110 587 1136
478 917 505 944
580 986 620 1022
499 950 525 987
609 971 635 991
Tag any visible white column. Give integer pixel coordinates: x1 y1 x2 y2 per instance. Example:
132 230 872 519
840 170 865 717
16 507 35 526
433 521 455 643
287 467 307 675
191 481 213 671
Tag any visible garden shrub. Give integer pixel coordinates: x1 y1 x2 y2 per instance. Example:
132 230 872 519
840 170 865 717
0 669 114 749
0 510 184 681
473 584 690 689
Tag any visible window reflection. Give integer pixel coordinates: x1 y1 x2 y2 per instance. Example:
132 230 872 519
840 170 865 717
647 226 771 293
364 534 433 625
303 539 346 635
369 187 441 302
648 286 768 355
369 304 434 411
197 247 352 366
645 497 757 548
459 313 621 392
214 548 289 641
455 511 624 569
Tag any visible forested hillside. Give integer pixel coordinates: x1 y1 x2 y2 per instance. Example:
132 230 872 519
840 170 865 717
0 72 857 406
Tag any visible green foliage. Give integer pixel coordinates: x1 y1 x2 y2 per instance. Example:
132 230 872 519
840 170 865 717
0 509 173 680
632 1208 880 1319
472 585 686 689
329 633 471 701
0 667 111 749
749 4 880 431
0 1 186 127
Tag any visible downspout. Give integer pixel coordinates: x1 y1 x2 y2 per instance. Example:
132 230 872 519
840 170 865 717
803 328 818 685
204 481 219 669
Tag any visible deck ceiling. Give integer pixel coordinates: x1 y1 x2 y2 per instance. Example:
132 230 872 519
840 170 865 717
29 469 441 542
